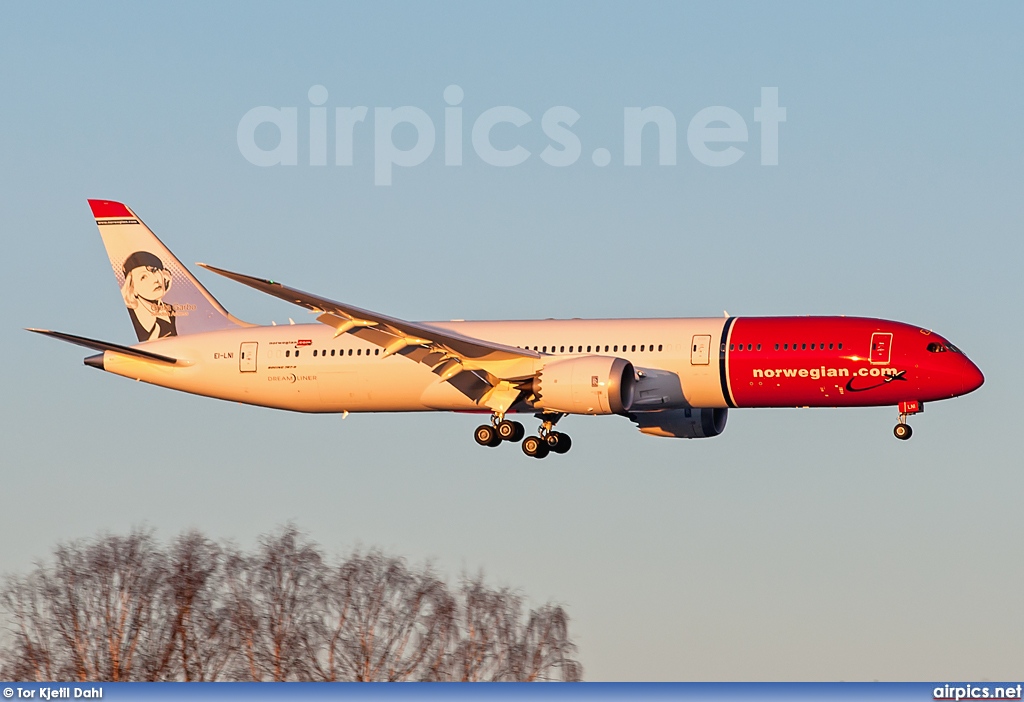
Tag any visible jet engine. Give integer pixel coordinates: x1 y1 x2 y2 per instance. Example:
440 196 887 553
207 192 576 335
632 407 728 438
531 356 636 415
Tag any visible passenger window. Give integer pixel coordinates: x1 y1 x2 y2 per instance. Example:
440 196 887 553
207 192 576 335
542 346 547 353
613 345 618 352
640 345 645 352
375 348 380 355
357 349 362 355
756 344 761 351
587 345 592 352
810 344 815 350
774 343 779 350
801 343 806 350
295 350 300 357
658 344 663 351
730 344 734 351
829 343 833 350
331 349 336 356
560 346 565 353
348 349 353 356
285 350 290 357
604 345 609 352
631 345 636 352
838 343 843 350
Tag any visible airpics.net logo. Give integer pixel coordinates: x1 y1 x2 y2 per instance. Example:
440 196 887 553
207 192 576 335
236 85 786 185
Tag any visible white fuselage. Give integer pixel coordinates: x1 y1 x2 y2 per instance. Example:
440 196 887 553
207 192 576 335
99 318 731 413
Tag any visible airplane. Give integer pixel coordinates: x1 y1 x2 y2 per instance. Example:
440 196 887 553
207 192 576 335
28 200 985 458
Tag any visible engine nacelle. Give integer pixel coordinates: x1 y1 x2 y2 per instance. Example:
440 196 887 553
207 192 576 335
632 408 728 439
532 356 636 415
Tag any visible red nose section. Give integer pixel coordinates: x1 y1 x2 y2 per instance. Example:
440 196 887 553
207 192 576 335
961 358 984 395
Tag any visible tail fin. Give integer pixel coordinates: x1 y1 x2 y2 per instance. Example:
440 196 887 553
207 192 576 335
88 199 251 341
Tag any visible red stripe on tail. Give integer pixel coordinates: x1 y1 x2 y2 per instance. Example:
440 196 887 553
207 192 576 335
87 199 132 218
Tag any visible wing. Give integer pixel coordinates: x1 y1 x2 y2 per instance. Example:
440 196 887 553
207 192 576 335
196 264 539 409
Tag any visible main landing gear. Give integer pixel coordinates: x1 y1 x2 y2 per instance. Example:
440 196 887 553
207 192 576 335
474 418 524 447
893 400 922 441
473 412 572 459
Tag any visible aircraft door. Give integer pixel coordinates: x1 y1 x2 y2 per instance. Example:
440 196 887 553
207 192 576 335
870 332 892 365
239 342 258 372
691 334 712 365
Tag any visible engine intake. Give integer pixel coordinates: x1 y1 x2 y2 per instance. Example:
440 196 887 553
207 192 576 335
532 356 635 415
632 408 728 439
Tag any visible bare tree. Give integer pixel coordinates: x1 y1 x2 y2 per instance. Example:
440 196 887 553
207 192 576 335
1 530 169 681
443 576 582 682
307 551 456 681
1 570 57 681
154 531 228 681
222 526 324 681
1 526 582 682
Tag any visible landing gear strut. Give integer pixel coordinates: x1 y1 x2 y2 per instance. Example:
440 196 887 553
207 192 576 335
893 401 922 441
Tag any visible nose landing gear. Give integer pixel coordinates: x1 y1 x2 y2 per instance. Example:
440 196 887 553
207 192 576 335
893 422 912 440
893 400 922 441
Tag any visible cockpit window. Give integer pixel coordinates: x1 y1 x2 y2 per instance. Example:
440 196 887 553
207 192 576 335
946 343 962 354
927 342 947 353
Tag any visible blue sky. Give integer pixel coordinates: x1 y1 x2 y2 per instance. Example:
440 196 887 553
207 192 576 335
1 1 1022 681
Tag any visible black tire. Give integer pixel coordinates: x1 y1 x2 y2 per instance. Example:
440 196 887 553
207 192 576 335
497 420 525 443
522 435 549 458
546 431 572 454
894 423 913 440
475 424 500 447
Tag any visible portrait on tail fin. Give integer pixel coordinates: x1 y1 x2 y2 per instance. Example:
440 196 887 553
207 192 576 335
121 251 177 341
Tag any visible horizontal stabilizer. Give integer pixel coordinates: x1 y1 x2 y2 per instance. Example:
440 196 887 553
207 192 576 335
26 328 181 366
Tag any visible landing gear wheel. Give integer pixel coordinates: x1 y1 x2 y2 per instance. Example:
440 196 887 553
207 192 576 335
545 431 572 454
894 423 913 440
497 420 525 443
475 424 502 447
522 435 550 458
